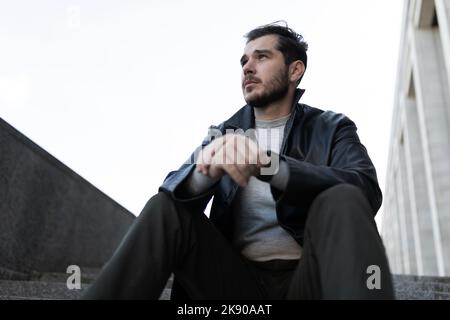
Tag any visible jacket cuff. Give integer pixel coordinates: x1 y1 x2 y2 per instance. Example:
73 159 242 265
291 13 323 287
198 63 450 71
269 159 290 191
159 164 218 203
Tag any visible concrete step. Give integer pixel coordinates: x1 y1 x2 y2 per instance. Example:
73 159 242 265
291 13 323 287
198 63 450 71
0 273 173 300
392 274 450 300
1 274 448 300
29 268 100 284
0 269 101 300
0 280 172 300
0 279 86 300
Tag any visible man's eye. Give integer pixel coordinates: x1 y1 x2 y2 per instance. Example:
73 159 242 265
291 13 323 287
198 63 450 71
258 55 267 59
241 60 248 67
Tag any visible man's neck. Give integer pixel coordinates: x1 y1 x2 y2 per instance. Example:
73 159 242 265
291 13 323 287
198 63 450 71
253 88 295 121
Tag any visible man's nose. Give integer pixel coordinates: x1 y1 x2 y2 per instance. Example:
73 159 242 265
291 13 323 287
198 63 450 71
242 59 255 75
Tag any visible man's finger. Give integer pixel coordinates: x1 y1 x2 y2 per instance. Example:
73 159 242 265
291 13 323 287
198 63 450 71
234 145 259 180
226 136 258 180
223 147 252 187
210 146 248 187
222 163 248 187
196 136 226 174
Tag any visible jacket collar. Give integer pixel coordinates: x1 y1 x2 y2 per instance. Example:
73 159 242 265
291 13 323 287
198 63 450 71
224 88 305 131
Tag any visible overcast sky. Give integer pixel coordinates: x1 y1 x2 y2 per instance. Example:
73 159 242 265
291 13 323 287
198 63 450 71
0 0 404 228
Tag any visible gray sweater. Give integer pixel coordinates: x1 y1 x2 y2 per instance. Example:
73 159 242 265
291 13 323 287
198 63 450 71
231 114 302 261
180 114 302 261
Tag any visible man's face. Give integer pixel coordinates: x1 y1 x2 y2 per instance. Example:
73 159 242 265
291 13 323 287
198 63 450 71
240 34 290 108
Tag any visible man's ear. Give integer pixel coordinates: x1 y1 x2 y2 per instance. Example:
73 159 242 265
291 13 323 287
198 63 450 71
289 60 305 83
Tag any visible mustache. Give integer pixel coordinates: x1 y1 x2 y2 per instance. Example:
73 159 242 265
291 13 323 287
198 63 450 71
242 76 261 87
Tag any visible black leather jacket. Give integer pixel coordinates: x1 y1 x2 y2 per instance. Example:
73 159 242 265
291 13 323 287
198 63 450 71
159 89 382 246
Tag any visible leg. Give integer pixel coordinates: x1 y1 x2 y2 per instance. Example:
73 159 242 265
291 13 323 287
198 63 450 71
81 192 264 299
286 184 395 299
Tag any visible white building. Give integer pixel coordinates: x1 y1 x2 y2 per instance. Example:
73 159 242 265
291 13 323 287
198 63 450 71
382 0 450 277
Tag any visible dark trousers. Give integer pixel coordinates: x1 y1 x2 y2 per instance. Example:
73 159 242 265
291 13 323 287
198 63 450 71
81 184 394 300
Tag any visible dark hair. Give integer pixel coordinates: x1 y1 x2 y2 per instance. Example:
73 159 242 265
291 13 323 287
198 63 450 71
245 21 308 70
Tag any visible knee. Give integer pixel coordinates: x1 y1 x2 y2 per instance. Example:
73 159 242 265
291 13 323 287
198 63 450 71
148 191 174 206
316 184 366 206
138 191 178 222
308 184 373 225
144 191 174 209
138 192 199 230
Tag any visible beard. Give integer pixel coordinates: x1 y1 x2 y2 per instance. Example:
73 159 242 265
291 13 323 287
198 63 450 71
244 67 290 109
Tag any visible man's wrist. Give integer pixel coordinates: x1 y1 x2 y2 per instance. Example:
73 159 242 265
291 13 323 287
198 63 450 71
269 159 289 191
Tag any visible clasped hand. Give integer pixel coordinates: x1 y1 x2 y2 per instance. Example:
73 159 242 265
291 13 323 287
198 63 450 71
196 134 271 187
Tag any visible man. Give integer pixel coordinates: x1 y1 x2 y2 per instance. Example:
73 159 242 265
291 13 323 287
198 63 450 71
82 22 394 300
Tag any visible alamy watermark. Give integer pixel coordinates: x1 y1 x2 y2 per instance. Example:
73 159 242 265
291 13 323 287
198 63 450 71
366 265 381 290
66 5 81 31
66 265 81 290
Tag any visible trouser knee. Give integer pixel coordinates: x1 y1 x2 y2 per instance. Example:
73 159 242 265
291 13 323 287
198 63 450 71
306 184 376 232
137 191 185 227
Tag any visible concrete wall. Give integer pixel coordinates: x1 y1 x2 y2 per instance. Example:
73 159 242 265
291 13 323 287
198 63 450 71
0 117 135 280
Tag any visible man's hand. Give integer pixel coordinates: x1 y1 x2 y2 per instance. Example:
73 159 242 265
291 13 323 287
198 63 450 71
196 133 271 187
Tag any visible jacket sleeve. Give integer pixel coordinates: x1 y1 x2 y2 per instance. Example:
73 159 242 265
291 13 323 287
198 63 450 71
271 114 382 215
158 124 223 211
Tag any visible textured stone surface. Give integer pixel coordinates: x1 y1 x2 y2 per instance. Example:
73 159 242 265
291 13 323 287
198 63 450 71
0 279 85 300
1 274 449 300
0 272 173 300
393 274 450 300
0 117 135 278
